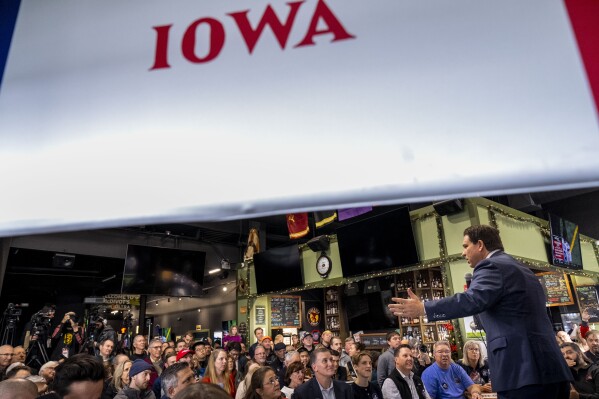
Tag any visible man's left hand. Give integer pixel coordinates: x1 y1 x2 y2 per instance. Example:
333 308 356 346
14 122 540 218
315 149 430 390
388 288 426 318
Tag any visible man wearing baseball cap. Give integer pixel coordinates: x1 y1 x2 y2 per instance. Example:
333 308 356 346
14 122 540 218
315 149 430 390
300 332 315 354
175 349 194 364
271 342 287 384
114 359 155 399
261 336 276 365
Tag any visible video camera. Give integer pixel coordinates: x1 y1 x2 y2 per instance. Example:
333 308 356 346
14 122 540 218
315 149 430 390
4 303 22 318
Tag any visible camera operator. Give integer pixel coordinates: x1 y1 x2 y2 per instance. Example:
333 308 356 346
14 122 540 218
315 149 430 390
23 305 55 370
50 312 84 361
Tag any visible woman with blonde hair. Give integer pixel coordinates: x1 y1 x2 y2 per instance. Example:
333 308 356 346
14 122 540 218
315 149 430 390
202 348 236 397
102 359 132 399
236 362 260 399
456 341 491 393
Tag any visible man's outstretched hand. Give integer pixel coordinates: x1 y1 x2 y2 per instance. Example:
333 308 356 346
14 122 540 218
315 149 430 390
388 288 426 318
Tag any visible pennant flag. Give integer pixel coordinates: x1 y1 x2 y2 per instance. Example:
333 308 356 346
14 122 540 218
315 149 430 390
287 213 310 239
314 210 337 228
337 207 373 221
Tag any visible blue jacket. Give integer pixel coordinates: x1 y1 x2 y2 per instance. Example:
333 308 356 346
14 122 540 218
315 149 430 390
424 251 571 393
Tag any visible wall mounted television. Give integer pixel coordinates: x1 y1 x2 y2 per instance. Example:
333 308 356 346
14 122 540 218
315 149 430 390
337 207 419 278
549 213 583 270
121 245 206 296
253 245 303 295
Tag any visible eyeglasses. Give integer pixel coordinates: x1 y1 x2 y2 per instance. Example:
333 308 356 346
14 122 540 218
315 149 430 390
436 350 451 355
0 353 13 357
467 348 480 352
264 378 279 387
149 346 162 350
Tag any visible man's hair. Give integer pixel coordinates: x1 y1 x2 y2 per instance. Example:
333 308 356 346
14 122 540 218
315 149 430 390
560 342 591 367
176 339 186 346
171 381 232 399
330 349 340 357
39 361 59 374
52 354 105 397
463 225 504 252
351 351 372 366
586 330 599 340
254 327 263 335
149 338 162 346
284 350 298 363
5 365 32 379
0 379 38 398
344 337 355 343
386 331 400 342
161 362 190 396
433 340 451 352
99 338 114 347
310 347 330 367
226 342 241 352
331 336 342 345
393 344 413 357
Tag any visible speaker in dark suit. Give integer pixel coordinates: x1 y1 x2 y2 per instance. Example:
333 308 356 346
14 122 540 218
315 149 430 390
390 225 572 399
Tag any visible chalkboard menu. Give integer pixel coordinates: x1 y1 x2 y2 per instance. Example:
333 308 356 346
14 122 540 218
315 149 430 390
270 296 301 328
575 285 599 322
536 272 574 307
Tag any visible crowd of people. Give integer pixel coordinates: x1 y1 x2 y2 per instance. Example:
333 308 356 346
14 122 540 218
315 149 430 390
1 225 596 399
0 317 597 398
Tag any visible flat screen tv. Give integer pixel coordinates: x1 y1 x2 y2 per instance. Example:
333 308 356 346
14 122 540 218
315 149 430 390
344 276 399 332
549 214 583 270
337 207 419 278
253 245 303 295
121 245 206 296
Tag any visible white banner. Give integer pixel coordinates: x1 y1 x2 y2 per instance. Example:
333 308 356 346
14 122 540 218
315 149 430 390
0 0 598 236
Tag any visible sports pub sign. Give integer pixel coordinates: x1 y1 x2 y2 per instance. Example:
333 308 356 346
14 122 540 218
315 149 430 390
104 295 141 311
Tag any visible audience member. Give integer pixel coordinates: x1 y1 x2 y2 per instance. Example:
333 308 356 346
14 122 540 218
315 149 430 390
280 361 305 398
242 366 284 399
292 348 352 399
12 345 26 363
331 349 349 381
145 338 164 388
201 348 235 397
172 381 232 399
39 353 105 399
114 359 155 399
352 351 383 399
320 331 333 349
5 364 33 379
253 345 267 367
40 361 59 384
223 326 242 347
0 345 14 380
421 341 482 399
382 344 430 399
0 378 38 399
236 362 260 399
102 359 131 399
377 331 402 387
456 341 491 393
585 331 599 364
561 342 599 397
162 362 196 399
300 332 315 354
131 335 148 361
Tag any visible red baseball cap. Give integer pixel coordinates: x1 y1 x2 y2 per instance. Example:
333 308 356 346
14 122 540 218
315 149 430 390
176 349 193 362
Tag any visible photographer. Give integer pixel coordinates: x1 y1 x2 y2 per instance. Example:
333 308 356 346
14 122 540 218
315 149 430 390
23 305 55 370
50 312 84 361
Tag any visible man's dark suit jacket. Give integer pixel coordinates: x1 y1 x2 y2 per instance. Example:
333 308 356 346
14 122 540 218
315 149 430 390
292 376 353 399
424 251 571 393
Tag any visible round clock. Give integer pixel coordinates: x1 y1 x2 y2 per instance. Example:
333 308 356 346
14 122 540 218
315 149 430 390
316 253 332 278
